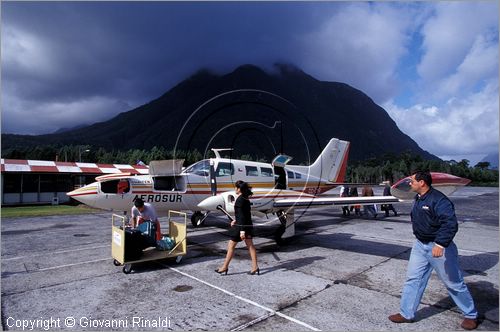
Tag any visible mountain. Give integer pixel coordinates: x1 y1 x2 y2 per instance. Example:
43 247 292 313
480 153 499 169
2 64 438 163
53 124 88 134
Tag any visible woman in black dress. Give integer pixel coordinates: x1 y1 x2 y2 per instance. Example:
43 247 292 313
215 180 260 275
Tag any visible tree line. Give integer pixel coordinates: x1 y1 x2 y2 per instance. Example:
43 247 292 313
2 145 497 186
346 151 498 186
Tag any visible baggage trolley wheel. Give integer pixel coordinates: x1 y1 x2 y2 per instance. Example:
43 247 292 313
123 264 132 274
113 259 121 266
175 256 183 264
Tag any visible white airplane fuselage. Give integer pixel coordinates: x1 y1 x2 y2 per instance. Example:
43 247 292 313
67 157 337 214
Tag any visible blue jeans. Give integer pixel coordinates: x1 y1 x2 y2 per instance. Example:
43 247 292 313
363 205 377 217
400 240 477 320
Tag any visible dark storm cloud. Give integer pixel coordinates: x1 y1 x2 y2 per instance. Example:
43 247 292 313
2 1 340 134
2 1 497 165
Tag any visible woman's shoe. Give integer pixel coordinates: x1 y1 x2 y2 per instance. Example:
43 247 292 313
215 268 228 275
249 268 260 275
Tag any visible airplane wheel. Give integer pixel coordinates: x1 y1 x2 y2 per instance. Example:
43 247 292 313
123 264 132 274
113 259 121 266
274 225 286 245
191 211 204 227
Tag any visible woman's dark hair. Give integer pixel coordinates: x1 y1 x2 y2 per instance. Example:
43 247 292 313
235 180 253 198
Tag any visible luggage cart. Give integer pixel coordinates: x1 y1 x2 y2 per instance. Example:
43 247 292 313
111 211 187 274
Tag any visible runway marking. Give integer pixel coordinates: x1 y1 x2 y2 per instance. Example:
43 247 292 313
2 245 109 261
159 264 321 331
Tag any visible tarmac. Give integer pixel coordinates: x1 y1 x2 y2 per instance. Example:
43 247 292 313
1 187 498 331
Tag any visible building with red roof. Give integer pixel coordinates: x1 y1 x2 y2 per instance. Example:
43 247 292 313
1 159 148 205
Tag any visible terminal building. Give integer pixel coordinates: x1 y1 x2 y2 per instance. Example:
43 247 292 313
1 159 148 206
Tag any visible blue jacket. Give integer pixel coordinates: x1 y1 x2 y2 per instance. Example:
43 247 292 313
410 187 458 247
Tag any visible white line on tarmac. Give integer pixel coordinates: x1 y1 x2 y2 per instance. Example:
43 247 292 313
159 264 321 331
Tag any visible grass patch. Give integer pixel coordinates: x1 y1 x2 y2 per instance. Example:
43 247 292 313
1 205 103 218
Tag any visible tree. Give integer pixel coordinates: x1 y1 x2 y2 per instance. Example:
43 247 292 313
458 159 470 169
474 161 490 170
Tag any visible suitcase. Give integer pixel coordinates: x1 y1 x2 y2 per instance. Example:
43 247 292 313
137 220 158 248
124 228 145 261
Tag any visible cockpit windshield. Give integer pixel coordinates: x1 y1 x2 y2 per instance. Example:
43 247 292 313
182 160 210 176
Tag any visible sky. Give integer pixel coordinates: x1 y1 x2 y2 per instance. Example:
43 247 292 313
1 1 498 165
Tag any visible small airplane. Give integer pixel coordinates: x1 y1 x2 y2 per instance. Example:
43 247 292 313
67 138 471 243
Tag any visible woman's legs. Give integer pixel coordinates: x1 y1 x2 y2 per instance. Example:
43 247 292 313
244 238 258 271
219 240 238 271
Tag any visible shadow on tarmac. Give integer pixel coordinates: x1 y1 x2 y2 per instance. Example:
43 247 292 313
415 280 498 326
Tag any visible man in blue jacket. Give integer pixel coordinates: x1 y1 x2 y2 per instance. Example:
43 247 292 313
388 170 478 330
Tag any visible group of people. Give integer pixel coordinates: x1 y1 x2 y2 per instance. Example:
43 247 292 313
129 171 478 330
340 182 398 218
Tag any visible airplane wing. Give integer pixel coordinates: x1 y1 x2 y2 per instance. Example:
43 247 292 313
273 196 401 208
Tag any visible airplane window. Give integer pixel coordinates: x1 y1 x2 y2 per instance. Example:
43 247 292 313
245 166 259 176
295 172 302 179
154 177 175 191
216 162 234 177
117 179 130 194
101 180 123 194
260 167 273 177
183 160 210 176
153 176 186 191
287 171 295 179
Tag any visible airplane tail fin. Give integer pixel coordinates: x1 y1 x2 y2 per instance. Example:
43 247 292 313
289 138 350 182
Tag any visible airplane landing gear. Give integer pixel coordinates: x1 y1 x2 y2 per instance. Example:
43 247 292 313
191 211 209 227
274 210 295 245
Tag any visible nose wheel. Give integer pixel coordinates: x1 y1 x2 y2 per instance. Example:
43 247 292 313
191 211 209 227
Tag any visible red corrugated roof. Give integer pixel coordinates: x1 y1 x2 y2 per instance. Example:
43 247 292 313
0 159 149 175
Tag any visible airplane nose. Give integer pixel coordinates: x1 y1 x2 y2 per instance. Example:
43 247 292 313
67 183 98 207
197 195 225 211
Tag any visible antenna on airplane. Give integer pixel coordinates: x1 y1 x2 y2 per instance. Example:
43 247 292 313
278 121 283 155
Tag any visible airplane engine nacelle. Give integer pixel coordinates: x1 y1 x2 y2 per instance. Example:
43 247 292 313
197 192 234 212
391 172 471 200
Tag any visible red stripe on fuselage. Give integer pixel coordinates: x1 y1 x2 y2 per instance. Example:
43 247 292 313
69 192 98 197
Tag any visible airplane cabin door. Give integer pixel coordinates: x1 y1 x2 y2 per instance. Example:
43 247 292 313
273 166 287 189
272 155 293 190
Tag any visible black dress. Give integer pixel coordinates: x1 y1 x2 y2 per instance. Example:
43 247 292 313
229 195 253 242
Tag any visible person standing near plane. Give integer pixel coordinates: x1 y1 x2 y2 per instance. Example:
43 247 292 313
340 185 350 216
381 181 398 217
388 170 478 330
215 180 260 275
130 198 162 241
349 187 361 216
362 186 377 218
